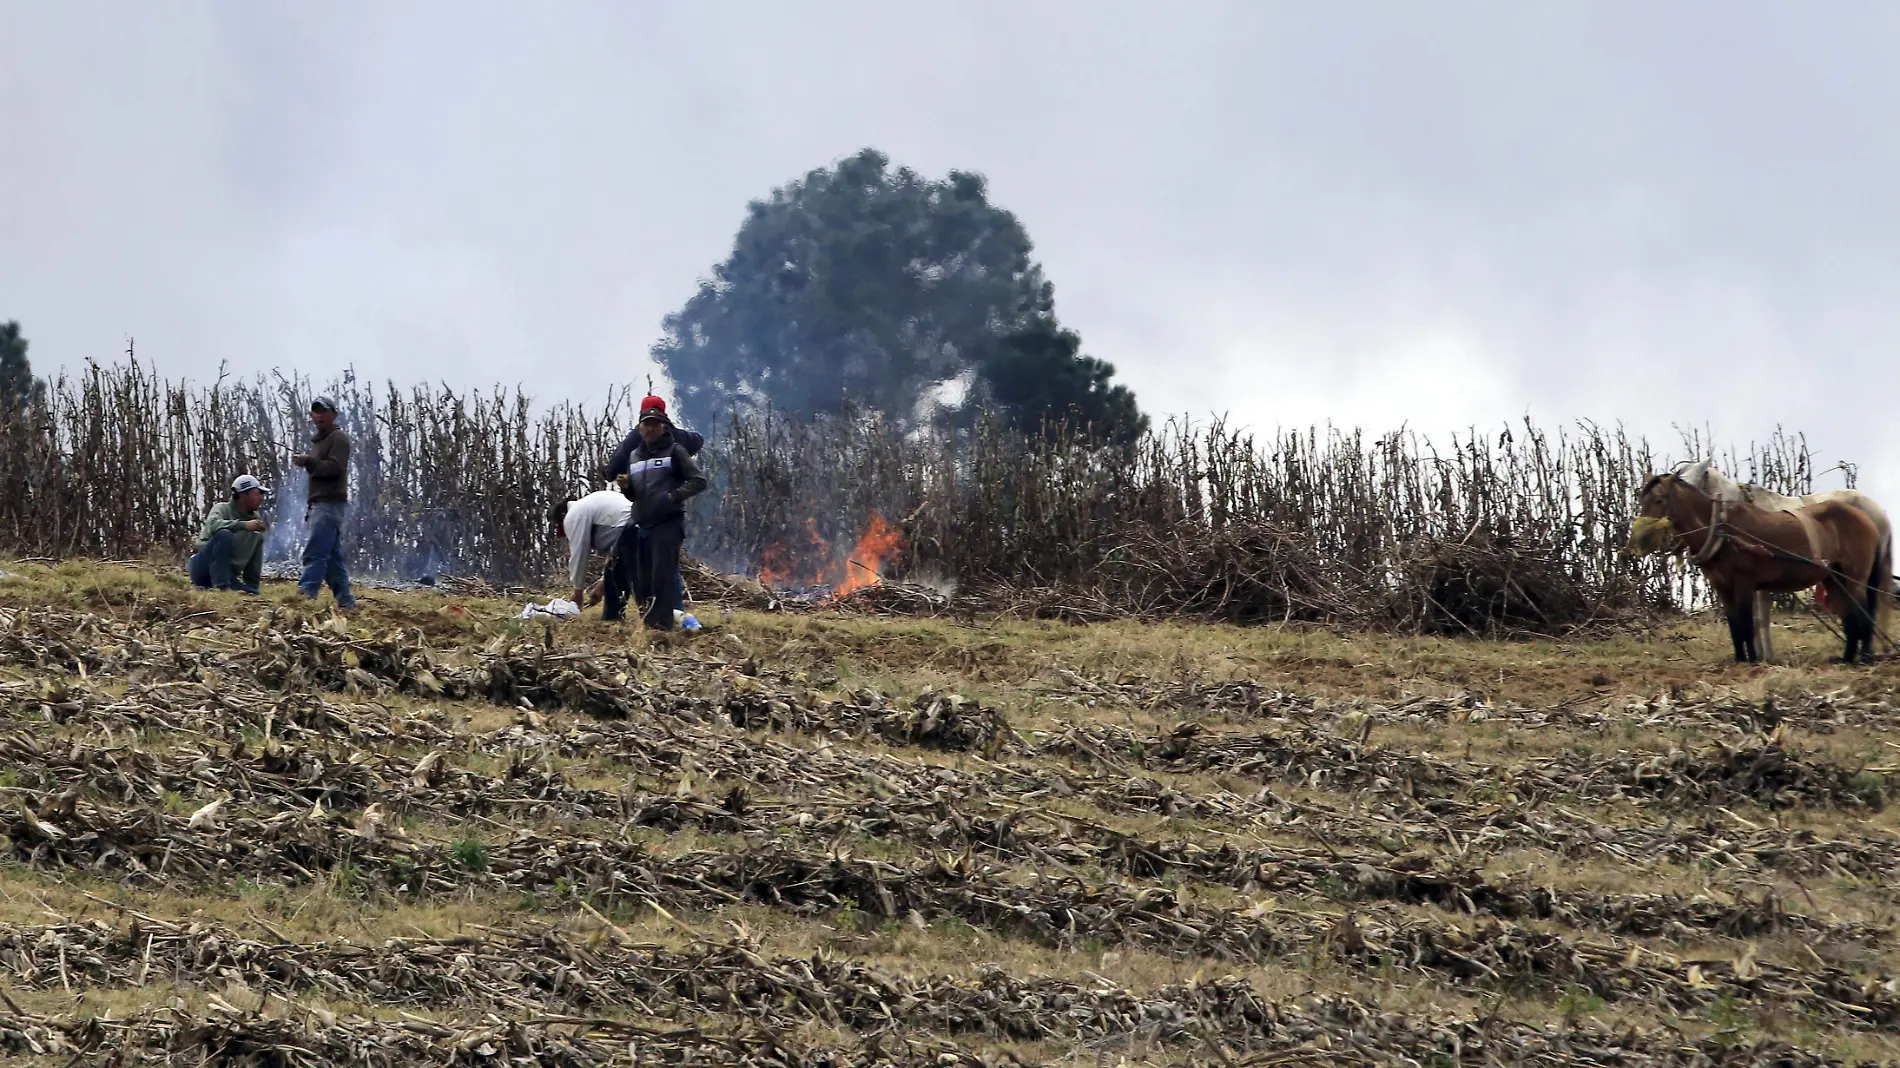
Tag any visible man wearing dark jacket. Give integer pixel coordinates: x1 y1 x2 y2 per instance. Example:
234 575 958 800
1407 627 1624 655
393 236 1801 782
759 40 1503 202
602 398 704 613
604 417 702 482
603 396 708 628
290 396 357 610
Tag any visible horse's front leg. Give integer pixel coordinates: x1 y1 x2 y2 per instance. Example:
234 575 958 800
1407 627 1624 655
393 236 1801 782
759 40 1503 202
1828 573 1871 664
1712 588 1747 662
1731 581 1760 663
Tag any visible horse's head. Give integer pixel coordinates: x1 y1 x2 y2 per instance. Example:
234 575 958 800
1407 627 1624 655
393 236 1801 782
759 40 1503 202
1625 472 1702 558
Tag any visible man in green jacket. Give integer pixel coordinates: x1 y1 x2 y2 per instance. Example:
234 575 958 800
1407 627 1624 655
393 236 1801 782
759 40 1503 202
188 474 270 593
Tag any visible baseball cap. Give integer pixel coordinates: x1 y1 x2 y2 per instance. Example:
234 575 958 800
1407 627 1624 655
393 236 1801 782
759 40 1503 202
231 474 267 495
638 395 667 422
310 396 337 412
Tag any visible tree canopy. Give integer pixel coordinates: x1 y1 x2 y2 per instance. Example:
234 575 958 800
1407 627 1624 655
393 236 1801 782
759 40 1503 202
0 321 45 414
980 319 1148 443
652 148 1143 441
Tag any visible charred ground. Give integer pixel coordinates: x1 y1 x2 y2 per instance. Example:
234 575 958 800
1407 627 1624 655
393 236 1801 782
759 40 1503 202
1 559 1899 1066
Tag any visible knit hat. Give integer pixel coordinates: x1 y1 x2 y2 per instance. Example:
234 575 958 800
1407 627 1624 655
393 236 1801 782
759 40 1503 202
638 395 667 423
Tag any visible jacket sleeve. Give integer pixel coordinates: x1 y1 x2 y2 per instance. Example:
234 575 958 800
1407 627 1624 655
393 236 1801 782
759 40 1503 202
602 431 638 482
671 446 709 502
308 432 350 479
196 505 241 545
674 427 704 457
566 509 592 589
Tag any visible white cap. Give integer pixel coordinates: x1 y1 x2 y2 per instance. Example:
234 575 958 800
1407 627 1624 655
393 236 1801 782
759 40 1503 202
231 474 267 495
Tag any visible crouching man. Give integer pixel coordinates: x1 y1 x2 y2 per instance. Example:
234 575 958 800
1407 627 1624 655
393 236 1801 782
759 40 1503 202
551 487 632 610
188 474 269 593
604 396 708 629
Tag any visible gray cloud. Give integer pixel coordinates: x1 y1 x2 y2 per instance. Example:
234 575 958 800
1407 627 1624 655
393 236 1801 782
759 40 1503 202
5 1 1899 499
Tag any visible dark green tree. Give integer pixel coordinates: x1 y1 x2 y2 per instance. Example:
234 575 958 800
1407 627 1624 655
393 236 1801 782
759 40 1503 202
979 319 1148 444
652 148 1142 436
0 321 46 414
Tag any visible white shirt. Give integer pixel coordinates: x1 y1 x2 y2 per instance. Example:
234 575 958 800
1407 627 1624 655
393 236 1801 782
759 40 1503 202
563 489 632 588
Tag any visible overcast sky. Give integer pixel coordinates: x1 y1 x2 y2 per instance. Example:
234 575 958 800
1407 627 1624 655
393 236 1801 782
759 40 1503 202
5 2 1898 498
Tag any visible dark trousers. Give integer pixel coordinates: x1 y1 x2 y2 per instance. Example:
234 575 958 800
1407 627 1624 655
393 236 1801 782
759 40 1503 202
603 520 684 628
188 530 255 592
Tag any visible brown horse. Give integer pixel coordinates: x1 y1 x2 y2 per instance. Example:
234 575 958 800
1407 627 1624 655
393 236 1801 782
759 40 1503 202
1627 471 1885 663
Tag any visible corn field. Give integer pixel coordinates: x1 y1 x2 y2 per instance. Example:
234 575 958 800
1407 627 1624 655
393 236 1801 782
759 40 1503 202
0 361 633 584
0 360 1842 632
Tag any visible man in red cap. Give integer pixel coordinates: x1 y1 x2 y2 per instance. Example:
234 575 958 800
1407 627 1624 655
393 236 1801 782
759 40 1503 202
603 395 703 480
602 395 708 628
602 395 703 612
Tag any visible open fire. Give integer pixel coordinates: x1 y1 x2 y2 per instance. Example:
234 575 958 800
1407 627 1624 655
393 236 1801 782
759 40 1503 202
756 513 905 600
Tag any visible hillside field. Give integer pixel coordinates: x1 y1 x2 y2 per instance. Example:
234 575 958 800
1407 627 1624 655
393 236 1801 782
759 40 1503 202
1 558 1899 1066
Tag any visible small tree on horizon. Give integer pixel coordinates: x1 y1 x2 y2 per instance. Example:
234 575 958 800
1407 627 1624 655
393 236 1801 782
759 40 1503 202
0 321 46 414
978 318 1147 445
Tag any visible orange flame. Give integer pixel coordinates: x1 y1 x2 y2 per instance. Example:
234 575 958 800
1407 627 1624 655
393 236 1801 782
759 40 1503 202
836 513 904 596
755 513 905 599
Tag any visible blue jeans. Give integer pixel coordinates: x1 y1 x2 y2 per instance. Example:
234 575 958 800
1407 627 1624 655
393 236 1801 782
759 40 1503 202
188 530 258 593
299 501 356 607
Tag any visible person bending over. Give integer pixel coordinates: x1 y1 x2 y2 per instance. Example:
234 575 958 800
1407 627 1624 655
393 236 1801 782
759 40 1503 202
550 488 631 610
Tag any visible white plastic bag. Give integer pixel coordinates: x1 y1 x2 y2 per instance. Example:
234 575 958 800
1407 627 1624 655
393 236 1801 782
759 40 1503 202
520 598 581 619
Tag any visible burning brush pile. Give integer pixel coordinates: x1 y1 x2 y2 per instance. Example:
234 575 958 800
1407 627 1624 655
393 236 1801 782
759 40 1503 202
698 510 1624 636
697 411 1709 635
718 512 975 617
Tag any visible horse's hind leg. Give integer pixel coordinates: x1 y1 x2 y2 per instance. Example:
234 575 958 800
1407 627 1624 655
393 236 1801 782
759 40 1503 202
1844 608 1869 665
1851 579 1877 663
1830 572 1872 663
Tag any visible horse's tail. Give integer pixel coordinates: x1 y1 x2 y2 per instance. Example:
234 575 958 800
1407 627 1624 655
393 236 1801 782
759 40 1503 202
1875 523 1894 644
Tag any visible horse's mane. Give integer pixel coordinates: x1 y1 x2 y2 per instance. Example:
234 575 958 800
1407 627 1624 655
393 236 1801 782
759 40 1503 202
1642 470 1715 505
1681 459 1749 497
